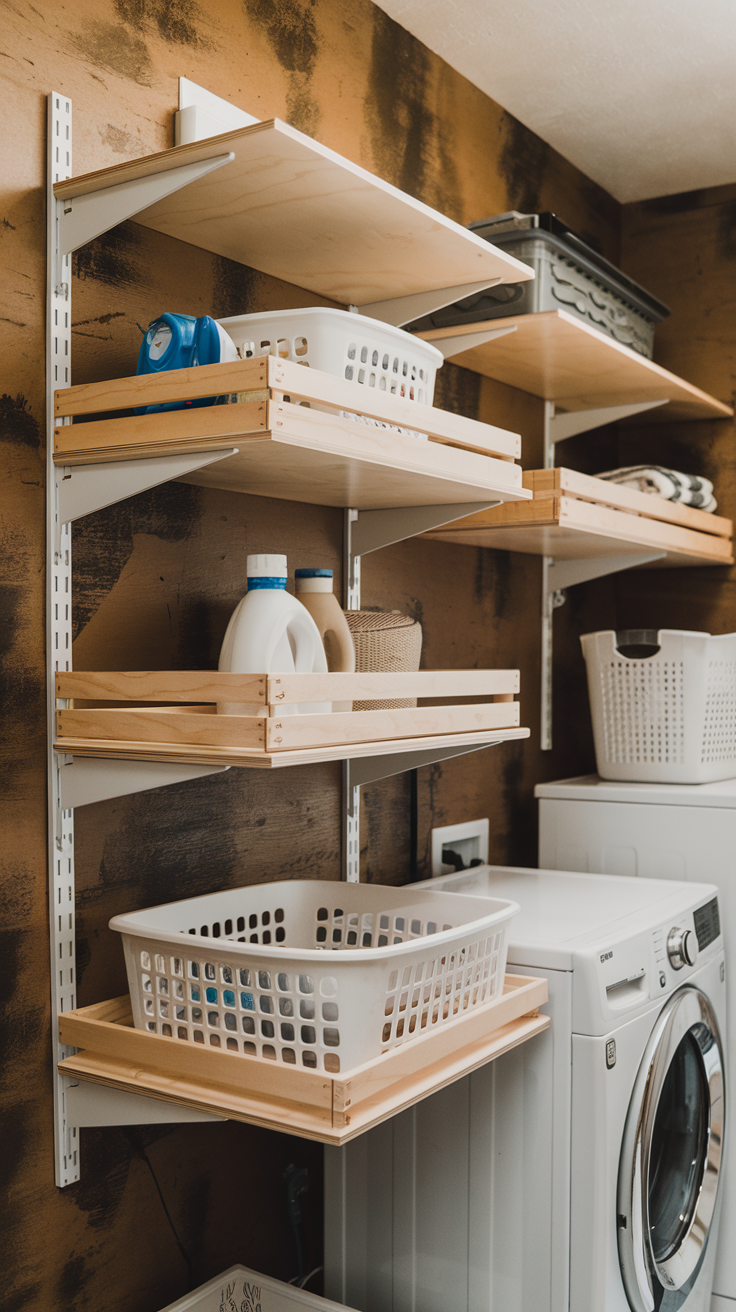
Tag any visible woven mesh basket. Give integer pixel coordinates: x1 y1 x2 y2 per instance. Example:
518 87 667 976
344 610 423 709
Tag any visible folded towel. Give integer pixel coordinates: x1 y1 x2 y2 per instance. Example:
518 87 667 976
594 464 717 513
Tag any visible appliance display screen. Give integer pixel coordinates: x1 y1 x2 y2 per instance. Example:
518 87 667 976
694 898 721 951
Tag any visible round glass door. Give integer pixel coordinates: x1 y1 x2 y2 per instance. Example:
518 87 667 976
617 986 725 1312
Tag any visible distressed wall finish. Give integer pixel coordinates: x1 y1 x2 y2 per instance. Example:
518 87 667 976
614 186 736 633
2 1 621 1308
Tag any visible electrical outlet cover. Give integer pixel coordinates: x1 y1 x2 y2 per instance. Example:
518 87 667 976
431 818 489 877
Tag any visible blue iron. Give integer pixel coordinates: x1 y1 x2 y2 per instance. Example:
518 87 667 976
136 313 238 413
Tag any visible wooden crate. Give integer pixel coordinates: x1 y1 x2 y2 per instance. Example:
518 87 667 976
55 668 526 766
52 356 529 510
57 974 549 1145
425 466 734 566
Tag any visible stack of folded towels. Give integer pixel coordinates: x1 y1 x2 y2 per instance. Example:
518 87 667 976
594 464 717 513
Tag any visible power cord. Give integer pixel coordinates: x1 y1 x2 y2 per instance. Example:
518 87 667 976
123 1129 195 1290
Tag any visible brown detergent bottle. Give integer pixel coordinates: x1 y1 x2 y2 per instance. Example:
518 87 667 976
295 569 355 712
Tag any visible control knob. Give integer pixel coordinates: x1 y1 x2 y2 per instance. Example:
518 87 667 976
667 926 697 970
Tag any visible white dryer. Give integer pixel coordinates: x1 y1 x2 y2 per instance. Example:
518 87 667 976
324 867 727 1312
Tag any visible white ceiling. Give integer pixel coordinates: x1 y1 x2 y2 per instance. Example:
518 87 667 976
372 0 736 203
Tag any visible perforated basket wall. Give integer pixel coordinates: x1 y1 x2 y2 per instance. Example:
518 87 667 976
217 307 442 406
581 628 736 783
110 881 517 1076
158 1263 352 1312
345 610 422 710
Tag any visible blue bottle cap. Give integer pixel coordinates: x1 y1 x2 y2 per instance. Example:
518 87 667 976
295 568 333 578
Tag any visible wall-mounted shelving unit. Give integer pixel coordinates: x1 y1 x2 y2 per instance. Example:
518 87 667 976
417 307 734 747
46 92 542 1187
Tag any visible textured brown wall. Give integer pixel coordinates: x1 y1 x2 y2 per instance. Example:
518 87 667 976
614 186 736 629
1 2 626 1309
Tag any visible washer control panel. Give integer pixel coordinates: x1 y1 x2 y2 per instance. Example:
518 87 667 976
667 925 698 970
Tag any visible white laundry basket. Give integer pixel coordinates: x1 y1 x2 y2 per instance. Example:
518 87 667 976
158 1264 354 1312
581 628 736 783
216 307 443 406
110 880 518 1075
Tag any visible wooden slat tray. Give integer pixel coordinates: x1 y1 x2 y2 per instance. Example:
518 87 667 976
53 356 529 511
53 119 533 307
417 309 733 422
425 467 734 567
58 974 549 1144
55 669 524 758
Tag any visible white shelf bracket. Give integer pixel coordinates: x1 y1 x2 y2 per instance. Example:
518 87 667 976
57 754 229 810
56 448 239 527
543 398 669 467
57 152 234 263
355 279 503 328
541 550 666 751
430 324 517 359
347 739 505 790
66 1079 224 1127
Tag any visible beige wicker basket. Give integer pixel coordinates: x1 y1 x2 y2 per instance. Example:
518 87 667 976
344 610 423 709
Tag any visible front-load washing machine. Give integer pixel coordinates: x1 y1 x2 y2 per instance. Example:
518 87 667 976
324 867 727 1312
537 772 736 1311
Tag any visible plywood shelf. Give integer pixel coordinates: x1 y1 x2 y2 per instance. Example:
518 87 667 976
425 467 734 567
57 974 549 1145
54 119 533 306
54 668 529 768
54 355 529 511
417 309 733 422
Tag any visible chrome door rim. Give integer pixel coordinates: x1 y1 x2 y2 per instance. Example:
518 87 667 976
617 985 725 1312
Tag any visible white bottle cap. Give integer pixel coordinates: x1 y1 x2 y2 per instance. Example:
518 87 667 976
246 554 287 578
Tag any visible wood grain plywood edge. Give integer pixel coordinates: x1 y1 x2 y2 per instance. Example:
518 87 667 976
52 726 531 769
418 311 733 419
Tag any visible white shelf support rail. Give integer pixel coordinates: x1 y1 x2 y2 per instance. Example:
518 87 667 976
540 550 666 751
542 398 669 468
56 449 239 528
46 94 235 1184
47 89 79 1189
341 501 501 880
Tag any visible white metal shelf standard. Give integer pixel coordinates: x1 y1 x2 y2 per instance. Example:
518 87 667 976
341 503 507 882
46 93 239 1187
539 397 668 751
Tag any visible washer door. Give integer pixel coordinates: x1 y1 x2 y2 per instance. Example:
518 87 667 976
618 985 725 1312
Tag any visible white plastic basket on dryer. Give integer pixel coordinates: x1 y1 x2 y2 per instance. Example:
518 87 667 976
581 628 736 784
158 1264 353 1312
110 880 518 1076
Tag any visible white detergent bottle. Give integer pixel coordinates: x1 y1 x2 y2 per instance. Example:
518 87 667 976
218 554 330 716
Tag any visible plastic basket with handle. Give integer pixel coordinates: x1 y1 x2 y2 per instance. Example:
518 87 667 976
216 306 443 433
581 628 736 783
158 1264 354 1312
110 880 518 1076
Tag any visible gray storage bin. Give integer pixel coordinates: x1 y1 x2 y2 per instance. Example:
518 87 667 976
409 211 670 359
